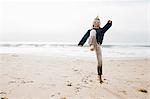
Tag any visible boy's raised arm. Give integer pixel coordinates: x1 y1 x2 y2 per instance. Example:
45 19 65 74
102 20 112 33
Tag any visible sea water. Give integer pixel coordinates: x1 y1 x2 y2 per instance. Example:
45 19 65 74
0 42 150 59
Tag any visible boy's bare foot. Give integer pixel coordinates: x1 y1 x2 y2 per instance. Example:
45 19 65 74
90 45 94 51
97 75 103 84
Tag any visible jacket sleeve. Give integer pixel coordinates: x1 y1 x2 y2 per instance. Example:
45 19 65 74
78 30 90 46
102 21 112 33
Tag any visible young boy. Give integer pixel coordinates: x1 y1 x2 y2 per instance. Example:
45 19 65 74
78 16 112 83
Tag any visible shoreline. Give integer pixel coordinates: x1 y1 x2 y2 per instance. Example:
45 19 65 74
0 52 149 60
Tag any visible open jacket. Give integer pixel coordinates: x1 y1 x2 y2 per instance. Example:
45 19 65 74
78 21 112 46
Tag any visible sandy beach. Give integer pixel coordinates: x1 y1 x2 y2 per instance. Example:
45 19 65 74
0 53 150 99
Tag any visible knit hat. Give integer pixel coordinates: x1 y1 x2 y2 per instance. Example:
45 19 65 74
94 16 100 21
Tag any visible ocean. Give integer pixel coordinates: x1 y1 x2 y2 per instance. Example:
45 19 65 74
0 42 150 59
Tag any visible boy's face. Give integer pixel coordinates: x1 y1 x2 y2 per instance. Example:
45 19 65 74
93 20 100 28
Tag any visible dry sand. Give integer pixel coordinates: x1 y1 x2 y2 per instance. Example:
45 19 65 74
0 53 150 99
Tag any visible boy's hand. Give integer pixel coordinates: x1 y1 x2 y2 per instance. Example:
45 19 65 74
108 20 112 23
78 45 83 47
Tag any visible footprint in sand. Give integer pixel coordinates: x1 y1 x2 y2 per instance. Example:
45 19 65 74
81 74 93 85
0 92 7 95
73 69 78 72
66 81 82 94
72 68 81 74
8 81 17 84
0 92 8 99
50 94 55 97
50 92 61 98
67 83 72 86
21 80 34 84
82 78 89 84
1 97 8 99
66 81 72 86
74 86 81 93
61 97 67 99
119 90 127 95
138 88 148 93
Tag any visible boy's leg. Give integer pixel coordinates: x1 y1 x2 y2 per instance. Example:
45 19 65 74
95 44 103 83
88 29 103 83
88 29 97 51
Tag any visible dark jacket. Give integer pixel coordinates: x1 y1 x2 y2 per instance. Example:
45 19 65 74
78 21 112 46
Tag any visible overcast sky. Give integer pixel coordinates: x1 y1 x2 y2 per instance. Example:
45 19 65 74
0 0 149 44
